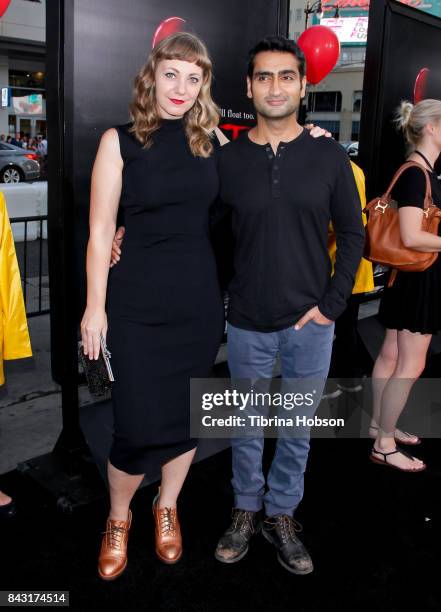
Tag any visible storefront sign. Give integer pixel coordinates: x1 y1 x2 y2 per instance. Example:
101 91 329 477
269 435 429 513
322 0 434 9
321 16 368 43
1 87 9 107
12 94 43 114
321 0 440 16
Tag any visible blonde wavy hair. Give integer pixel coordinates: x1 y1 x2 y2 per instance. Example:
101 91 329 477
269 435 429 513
129 32 220 158
394 98 441 152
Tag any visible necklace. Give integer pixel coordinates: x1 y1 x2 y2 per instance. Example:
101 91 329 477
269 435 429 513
414 150 436 173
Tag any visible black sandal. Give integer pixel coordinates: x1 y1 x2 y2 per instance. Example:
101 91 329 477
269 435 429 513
370 447 426 472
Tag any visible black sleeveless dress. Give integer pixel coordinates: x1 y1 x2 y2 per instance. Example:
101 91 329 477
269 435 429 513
378 165 441 334
106 119 224 475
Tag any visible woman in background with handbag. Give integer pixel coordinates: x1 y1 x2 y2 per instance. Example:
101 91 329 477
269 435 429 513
370 99 441 471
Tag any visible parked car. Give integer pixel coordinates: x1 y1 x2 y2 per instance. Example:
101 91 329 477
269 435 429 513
0 143 40 183
340 141 359 159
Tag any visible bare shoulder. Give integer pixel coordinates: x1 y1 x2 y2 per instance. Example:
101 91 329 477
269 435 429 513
97 127 123 166
100 127 119 149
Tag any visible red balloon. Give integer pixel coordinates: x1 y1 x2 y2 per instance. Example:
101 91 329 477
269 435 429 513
414 67 429 104
297 26 340 85
152 17 186 49
0 0 11 19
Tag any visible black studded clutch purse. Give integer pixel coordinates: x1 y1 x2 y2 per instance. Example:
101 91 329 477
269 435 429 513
78 333 115 397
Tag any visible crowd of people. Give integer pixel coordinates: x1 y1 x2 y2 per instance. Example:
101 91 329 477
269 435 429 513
0 131 47 153
0 131 48 177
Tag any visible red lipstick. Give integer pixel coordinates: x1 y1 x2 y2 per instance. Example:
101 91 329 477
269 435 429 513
170 99 185 105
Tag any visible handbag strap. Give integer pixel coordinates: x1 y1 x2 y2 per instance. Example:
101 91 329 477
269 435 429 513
384 161 432 210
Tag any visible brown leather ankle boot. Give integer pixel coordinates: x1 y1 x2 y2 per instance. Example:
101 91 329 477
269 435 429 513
98 509 132 580
152 494 182 564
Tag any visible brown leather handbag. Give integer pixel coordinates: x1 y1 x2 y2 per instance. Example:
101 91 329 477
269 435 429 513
363 161 441 287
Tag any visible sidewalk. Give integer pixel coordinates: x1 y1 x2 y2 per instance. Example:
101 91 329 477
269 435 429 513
0 314 93 474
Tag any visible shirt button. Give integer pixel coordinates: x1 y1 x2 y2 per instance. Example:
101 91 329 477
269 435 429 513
268 154 273 159
274 165 279 171
265 146 271 152
273 179 279 183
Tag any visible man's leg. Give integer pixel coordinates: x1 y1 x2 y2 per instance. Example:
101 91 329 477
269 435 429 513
228 323 279 511
215 322 279 563
262 320 334 574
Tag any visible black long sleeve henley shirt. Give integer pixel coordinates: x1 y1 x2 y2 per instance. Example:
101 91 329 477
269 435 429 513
217 129 365 332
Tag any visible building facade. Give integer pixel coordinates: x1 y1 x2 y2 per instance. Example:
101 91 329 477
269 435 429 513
289 0 441 141
0 0 46 138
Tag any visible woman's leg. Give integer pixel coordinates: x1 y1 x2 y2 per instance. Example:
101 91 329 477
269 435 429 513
374 329 431 470
152 447 197 564
371 328 398 429
98 461 145 580
107 460 145 520
158 447 197 507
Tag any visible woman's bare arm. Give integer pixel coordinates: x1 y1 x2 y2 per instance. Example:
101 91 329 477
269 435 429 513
399 206 441 252
81 128 123 358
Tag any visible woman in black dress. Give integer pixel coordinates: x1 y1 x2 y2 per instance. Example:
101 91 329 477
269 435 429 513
370 99 441 472
80 33 225 579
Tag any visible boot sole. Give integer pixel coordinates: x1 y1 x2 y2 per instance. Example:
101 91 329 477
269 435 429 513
261 528 314 575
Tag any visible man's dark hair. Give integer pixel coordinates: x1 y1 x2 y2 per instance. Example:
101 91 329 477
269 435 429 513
247 36 306 79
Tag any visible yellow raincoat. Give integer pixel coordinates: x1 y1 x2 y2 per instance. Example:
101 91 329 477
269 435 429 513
0 191 32 385
328 161 374 294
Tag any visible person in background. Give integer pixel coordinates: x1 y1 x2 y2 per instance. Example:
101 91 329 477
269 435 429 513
36 134 48 178
0 134 5 142
324 161 374 399
371 99 441 471
6 136 12 144
27 137 37 152
36 133 47 155
0 191 33 517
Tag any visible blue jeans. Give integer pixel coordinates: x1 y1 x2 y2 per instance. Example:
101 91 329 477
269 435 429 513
227 319 334 517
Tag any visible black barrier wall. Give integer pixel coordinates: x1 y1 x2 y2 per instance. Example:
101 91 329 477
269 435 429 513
359 0 441 199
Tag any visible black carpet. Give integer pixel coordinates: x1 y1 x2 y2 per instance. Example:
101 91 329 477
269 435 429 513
2 434 441 611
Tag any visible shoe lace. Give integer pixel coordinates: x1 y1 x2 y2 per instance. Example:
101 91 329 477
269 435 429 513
265 515 302 545
159 507 177 536
231 509 256 535
102 524 128 549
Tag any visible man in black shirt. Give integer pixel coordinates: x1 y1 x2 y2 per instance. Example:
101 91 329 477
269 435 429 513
214 36 364 574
